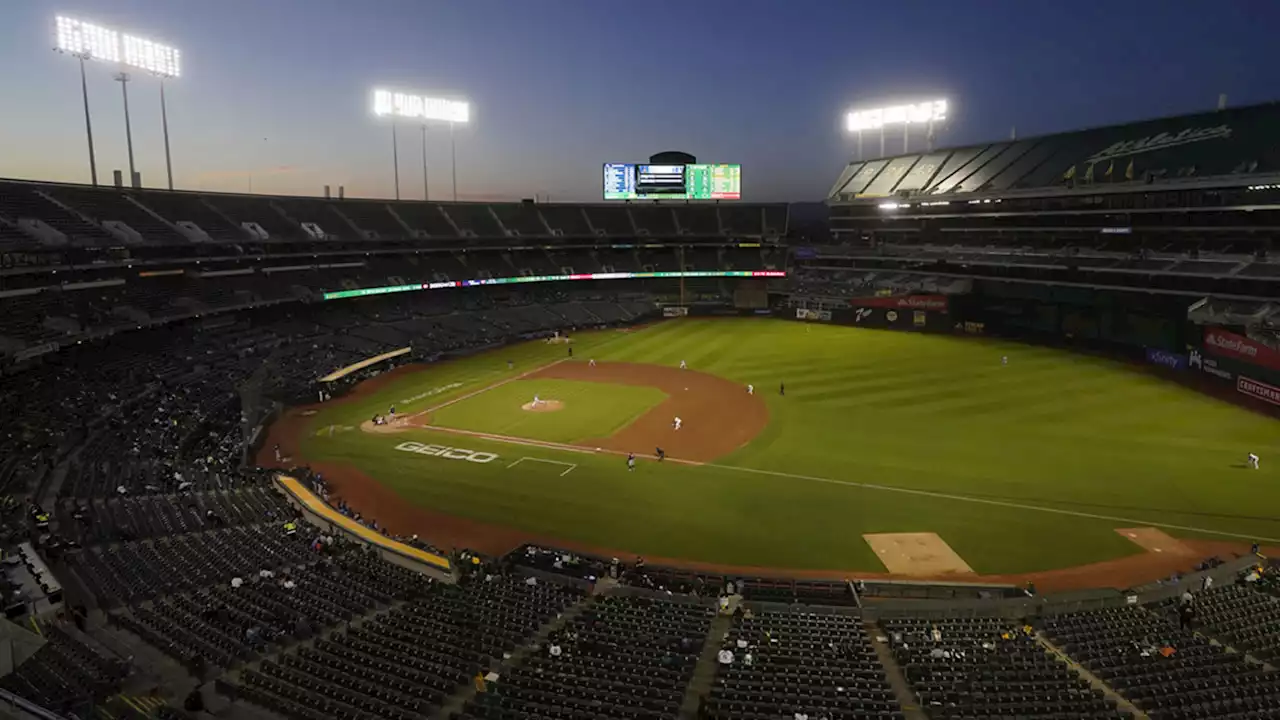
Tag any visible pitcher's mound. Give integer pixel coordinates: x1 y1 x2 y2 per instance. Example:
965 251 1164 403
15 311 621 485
864 532 975 576
522 400 564 413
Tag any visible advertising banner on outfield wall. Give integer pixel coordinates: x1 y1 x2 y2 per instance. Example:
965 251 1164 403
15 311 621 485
1203 327 1280 372
850 295 950 313
795 308 832 322
1188 348 1235 381
1238 376 1280 406
1145 348 1187 371
836 306 951 332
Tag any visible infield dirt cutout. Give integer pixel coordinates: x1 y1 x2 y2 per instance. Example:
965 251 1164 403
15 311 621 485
864 532 975 576
521 399 565 413
365 360 769 463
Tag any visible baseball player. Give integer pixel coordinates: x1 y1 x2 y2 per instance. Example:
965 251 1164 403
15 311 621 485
673 416 682 430
1248 453 1260 469
388 405 396 418
1002 356 1008 365
679 360 687 369
532 394 541 407
589 358 597 367
779 382 785 396
747 384 754 395
655 447 665 462
627 453 636 472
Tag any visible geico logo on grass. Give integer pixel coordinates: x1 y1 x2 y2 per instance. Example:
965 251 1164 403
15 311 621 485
394 441 498 463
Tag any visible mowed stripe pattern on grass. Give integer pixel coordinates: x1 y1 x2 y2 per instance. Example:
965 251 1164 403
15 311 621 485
301 319 1280 574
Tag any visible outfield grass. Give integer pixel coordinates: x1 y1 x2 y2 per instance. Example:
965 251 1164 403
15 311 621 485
299 319 1280 574
428 378 666 443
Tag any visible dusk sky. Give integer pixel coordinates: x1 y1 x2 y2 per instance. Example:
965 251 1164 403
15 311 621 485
3 0 1277 202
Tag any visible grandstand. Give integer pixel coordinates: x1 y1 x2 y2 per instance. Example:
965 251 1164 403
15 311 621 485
814 102 1280 305
4 102 1280 720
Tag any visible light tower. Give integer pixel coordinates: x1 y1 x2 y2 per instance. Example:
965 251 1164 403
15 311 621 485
54 16 183 189
54 17 122 186
373 88 470 201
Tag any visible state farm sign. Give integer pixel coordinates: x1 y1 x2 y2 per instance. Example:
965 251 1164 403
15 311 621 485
852 295 949 312
1203 327 1280 372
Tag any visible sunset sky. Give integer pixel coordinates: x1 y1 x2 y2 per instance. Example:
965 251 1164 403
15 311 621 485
3 0 1277 201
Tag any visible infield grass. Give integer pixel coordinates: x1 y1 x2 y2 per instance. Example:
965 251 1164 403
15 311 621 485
428 378 666 443
299 319 1280 574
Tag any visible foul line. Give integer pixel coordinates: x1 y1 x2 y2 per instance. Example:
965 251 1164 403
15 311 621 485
508 457 578 476
427 425 600 455
417 425 1280 544
406 358 567 421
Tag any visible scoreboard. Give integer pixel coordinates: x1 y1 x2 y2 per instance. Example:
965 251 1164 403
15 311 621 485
603 163 741 200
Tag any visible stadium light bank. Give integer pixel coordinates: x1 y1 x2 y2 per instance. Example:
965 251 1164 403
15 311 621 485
372 88 470 202
844 99 948 160
54 16 182 190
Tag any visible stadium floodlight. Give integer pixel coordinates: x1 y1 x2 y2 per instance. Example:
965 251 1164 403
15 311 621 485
122 34 181 78
56 16 122 62
54 16 182 189
54 16 122 185
371 88 471 201
845 99 948 158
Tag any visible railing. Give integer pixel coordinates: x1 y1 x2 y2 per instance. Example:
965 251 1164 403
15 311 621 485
0 686 78 720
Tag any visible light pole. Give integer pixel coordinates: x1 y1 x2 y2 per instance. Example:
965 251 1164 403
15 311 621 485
77 54 99 185
115 72 136 186
450 121 457 201
427 122 437 199
391 120 400 201
158 77 174 190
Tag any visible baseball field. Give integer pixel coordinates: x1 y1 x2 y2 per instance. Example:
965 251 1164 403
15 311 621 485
266 318 1280 586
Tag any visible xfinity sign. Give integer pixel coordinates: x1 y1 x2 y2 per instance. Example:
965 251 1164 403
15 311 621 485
394 441 497 464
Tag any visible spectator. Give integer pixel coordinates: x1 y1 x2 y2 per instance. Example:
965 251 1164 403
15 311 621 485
718 648 734 665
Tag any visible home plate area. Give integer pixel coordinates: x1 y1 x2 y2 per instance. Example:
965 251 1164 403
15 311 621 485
863 532 975 576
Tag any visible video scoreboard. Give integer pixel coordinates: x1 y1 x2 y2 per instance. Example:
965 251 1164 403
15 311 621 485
603 163 741 200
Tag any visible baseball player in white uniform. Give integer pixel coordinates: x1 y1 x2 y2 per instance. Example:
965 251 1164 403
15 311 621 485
679 360 687 370
673 417 682 430
532 395 541 407
589 358 596 367
1248 453 1260 469
747 384 754 395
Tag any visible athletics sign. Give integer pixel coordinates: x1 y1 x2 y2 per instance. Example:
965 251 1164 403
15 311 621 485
394 441 498 464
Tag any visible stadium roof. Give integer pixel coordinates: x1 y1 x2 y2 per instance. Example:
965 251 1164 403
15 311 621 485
828 101 1280 203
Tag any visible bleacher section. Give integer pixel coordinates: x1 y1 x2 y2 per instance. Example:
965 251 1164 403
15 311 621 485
829 102 1280 201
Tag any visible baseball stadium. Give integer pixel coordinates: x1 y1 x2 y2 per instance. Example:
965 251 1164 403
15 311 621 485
5 14 1280 720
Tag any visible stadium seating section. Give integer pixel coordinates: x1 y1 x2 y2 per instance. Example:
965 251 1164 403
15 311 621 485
4 166 1280 720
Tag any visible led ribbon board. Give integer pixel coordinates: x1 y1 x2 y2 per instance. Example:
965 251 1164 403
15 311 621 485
323 270 787 301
